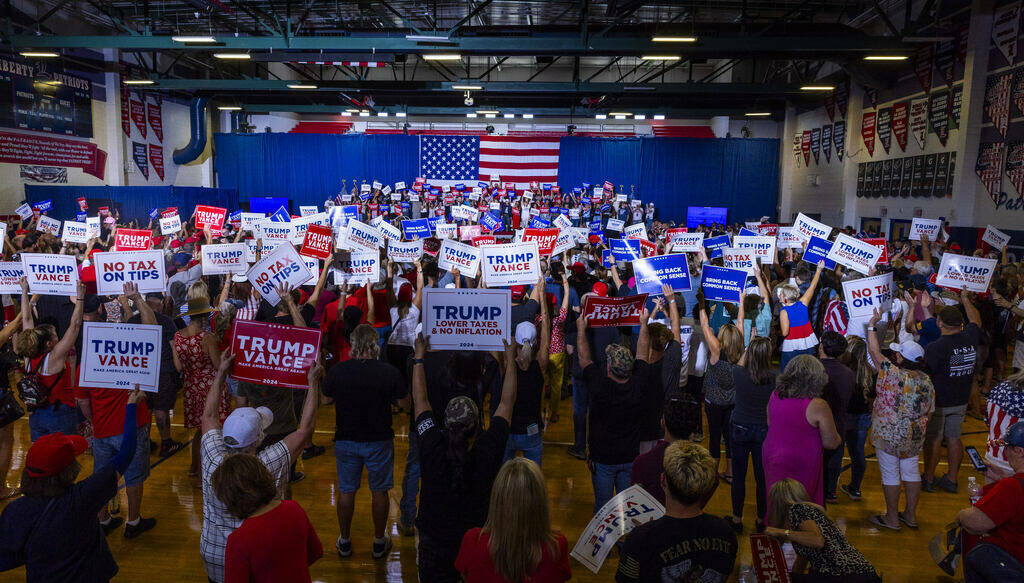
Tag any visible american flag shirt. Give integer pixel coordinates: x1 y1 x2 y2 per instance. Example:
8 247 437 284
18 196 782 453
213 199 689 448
987 380 1024 474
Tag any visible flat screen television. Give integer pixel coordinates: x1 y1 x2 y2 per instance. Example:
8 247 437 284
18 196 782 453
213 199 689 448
686 206 728 229
248 197 289 216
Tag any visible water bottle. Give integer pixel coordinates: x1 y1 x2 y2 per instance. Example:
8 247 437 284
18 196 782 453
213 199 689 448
967 476 981 505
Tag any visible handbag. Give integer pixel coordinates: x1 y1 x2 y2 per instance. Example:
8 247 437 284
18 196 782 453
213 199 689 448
0 387 24 428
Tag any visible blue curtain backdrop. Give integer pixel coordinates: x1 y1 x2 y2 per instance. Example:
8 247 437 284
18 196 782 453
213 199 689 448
558 136 780 222
24 185 238 223
214 133 418 207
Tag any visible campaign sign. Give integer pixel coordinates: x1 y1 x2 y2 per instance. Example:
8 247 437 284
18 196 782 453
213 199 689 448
703 234 731 259
331 252 380 285
0 262 26 294
803 236 837 269
112 228 152 251
35 215 60 236
826 233 883 275
300 224 334 260
582 294 649 328
343 219 383 252
451 205 479 222
377 221 402 243
299 205 318 217
909 218 942 241
15 203 32 220
551 230 576 256
623 223 649 241
601 249 614 268
62 221 89 244
435 223 457 240
240 212 263 232
605 218 625 232
935 254 998 293
750 534 792 583
229 320 321 389
481 212 503 233
610 238 641 262
669 231 701 253
700 265 747 303
862 238 889 265
21 253 79 296
423 288 511 351
290 212 329 244
459 225 483 241
528 216 550 229
422 237 441 258
471 235 497 248
33 199 53 212
94 250 166 295
201 243 247 275
481 242 540 287
793 213 833 243
733 235 776 264
387 240 424 263
842 272 894 319
982 225 1011 251
194 205 227 231
570 485 665 574
159 214 181 235
79 322 162 391
402 218 431 239
777 227 803 249
438 239 481 276
757 223 779 237
253 219 293 244
522 228 560 256
246 244 315 305
553 213 572 231
722 247 757 275
632 254 692 296
86 216 101 239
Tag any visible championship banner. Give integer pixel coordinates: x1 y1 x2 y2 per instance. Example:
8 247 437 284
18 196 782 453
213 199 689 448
826 233 883 275
570 484 664 574
892 102 909 152
1015 70 1024 123
862 238 889 265
952 85 963 129
0 262 24 294
36 215 60 236
841 273 894 320
605 218 625 232
982 225 1011 251
810 127 821 164
610 238 641 262
793 213 832 242
909 218 943 241
149 144 164 181
935 254 998 292
750 535 792 583
623 222 649 241
437 239 481 276
422 288 511 351
801 130 812 165
300 224 334 260
94 250 166 295
976 141 1005 201
722 248 756 275
1006 141 1024 197
79 322 162 392
159 214 181 235
120 85 130 137
777 227 803 249
793 132 803 165
246 243 314 305
700 265 747 303
387 240 424 263
910 98 928 149
861 112 876 157
114 227 152 251
733 235 776 264
582 294 649 328
822 124 833 163
936 37 956 88
825 93 836 121
877 108 892 154
201 243 247 275
132 141 148 179
229 320 321 389
914 43 934 93
343 219 383 252
985 73 1012 138
703 234 731 259
480 242 540 287
402 218 431 239
834 120 846 160
929 90 950 146
632 254 692 296
671 232 704 253
331 252 380 285
522 228 559 256
21 253 78 296
992 1 1021 65
835 80 849 118
194 205 227 232
130 96 146 138
803 236 837 269
61 221 89 244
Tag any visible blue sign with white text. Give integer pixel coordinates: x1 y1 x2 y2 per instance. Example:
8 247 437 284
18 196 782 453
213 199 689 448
633 254 693 295
269 206 291 222
610 238 641 262
480 212 502 232
403 218 432 239
528 217 550 229
602 249 614 268
803 236 837 269
703 235 731 259
700 265 747 303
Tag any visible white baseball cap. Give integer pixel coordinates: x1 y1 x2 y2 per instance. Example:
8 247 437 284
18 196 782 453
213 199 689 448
515 321 537 345
889 340 925 363
222 406 274 449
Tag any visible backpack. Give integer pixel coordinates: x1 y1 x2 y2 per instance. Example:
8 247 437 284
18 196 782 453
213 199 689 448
17 357 59 413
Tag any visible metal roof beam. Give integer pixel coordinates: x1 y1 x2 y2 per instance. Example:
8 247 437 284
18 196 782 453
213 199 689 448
235 103 773 118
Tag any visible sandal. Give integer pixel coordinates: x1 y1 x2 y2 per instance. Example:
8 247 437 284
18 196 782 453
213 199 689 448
868 514 901 531
898 512 919 529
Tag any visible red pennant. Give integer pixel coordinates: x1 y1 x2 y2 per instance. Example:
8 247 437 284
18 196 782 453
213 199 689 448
147 99 163 143
914 44 934 93
120 85 131 137
801 130 812 166
892 102 909 152
148 144 164 181
130 95 147 139
861 111 876 157
824 94 835 122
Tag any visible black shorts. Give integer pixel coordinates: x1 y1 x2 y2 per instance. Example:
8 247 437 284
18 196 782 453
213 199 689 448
145 371 182 411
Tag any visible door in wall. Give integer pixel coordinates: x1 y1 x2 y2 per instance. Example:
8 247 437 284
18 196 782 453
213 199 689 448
860 217 881 236
889 219 912 241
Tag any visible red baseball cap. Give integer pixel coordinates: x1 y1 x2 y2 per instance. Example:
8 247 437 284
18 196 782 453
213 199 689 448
571 262 585 274
592 281 608 297
169 239 183 249
511 285 526 300
25 432 88 478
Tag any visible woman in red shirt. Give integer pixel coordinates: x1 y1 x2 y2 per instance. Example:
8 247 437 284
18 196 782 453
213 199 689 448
214 454 323 583
455 458 570 583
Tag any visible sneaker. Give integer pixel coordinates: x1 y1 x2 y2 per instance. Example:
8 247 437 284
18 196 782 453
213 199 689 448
921 478 936 493
302 444 326 460
934 476 958 494
149 440 158 453
123 517 157 539
289 471 306 484
158 440 185 458
825 492 838 503
372 535 393 559
336 537 352 558
101 517 124 536
840 484 862 501
398 522 416 537
566 446 586 460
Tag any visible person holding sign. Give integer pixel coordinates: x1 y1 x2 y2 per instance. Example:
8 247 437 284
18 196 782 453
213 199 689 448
504 286 550 466
777 261 825 370
697 303 744 485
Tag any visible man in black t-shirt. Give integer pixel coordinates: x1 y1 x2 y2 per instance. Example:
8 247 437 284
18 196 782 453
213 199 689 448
819 331 853 502
922 299 982 494
322 325 409 560
617 442 737 583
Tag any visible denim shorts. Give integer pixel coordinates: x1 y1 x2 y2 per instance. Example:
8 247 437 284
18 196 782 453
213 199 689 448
334 440 394 493
925 405 967 440
93 425 151 487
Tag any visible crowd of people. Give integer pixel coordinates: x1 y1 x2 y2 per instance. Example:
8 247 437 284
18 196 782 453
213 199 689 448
0 178 1020 583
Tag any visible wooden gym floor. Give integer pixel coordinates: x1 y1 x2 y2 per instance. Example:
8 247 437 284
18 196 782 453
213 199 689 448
0 395 984 582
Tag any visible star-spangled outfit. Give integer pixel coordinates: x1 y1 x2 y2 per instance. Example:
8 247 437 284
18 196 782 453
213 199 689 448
987 380 1024 476
780 302 818 369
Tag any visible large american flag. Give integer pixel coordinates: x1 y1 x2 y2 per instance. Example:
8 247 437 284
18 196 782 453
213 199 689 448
418 135 560 187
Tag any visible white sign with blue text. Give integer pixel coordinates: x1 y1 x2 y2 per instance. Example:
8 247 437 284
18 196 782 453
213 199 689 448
423 288 511 351
79 322 163 392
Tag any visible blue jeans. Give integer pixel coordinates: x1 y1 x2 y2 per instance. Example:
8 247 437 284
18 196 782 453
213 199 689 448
399 420 420 527
93 425 151 487
28 403 79 442
591 461 632 513
966 542 1024 583
779 346 816 371
334 440 394 493
844 413 872 491
731 423 768 520
572 375 589 451
504 431 543 466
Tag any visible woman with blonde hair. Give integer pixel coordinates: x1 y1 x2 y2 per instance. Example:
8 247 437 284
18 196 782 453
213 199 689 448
777 260 825 369
698 303 745 483
764 479 880 582
455 458 570 583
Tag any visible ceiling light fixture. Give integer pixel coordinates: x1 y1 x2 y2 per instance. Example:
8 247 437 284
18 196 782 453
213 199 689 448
19 51 59 58
595 114 607 119
359 111 370 117
623 86 656 91
287 84 317 89
634 114 646 120
214 53 250 60
651 36 697 42
640 55 681 61
522 113 534 119
864 55 909 60
396 112 407 118
218 106 242 111
124 79 155 85
653 114 666 120
745 112 771 116
423 54 462 61
503 113 515 119
485 113 496 118
467 113 478 118
608 112 632 116
800 85 835 91
172 36 217 43
405 34 451 42
452 84 482 90
345 108 360 113
377 112 389 117
341 112 352 117
476 110 499 114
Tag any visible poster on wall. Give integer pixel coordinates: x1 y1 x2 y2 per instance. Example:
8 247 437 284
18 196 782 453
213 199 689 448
147 98 162 143
833 120 845 161
130 94 146 138
914 44 934 93
0 55 93 138
822 124 832 163
892 102 909 152
936 37 956 88
148 144 164 181
985 73 1012 138
935 152 950 198
951 85 963 129
877 107 892 154
929 90 950 146
976 142 1006 201
861 111 876 157
132 141 148 180
801 130 811 166
1006 141 1024 197
810 127 821 164
992 1 1021 65
909 99 928 150
0 130 106 179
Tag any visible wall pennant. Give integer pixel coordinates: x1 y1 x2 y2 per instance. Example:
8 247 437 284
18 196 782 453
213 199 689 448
861 111 876 157
935 36 956 88
147 97 163 143
834 80 849 119
928 90 950 147
824 94 836 122
909 98 929 150
992 1 1021 65
985 73 1013 138
914 44 934 94
130 93 147 139
120 84 130 137
833 121 846 161
951 85 963 130
132 141 149 180
801 130 812 166
148 144 164 181
976 142 1005 202
877 107 892 154
810 127 821 164
822 124 832 163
